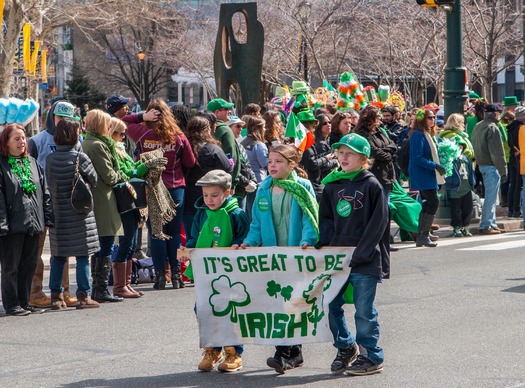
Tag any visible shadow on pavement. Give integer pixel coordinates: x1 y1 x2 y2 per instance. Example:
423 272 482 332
59 370 339 388
502 285 525 294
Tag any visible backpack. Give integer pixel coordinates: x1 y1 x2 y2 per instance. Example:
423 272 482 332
397 138 410 178
132 257 155 284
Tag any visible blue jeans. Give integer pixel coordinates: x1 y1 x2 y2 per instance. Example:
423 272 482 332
479 165 500 230
329 272 383 365
148 187 184 272
49 256 90 295
98 236 115 258
114 210 139 263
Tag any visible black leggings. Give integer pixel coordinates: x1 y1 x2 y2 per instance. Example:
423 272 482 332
419 189 439 215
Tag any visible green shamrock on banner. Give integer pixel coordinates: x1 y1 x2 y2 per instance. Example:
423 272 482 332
209 275 251 323
266 280 294 302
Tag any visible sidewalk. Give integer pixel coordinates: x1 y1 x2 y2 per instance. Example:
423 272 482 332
40 206 524 267
393 204 523 243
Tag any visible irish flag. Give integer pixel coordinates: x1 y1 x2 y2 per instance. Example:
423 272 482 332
285 112 313 151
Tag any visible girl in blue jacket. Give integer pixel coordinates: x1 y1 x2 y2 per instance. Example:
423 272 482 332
236 144 318 374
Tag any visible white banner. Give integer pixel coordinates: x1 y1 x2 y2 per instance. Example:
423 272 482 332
191 246 354 347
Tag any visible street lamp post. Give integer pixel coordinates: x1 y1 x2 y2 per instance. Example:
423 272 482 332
297 1 311 83
137 50 145 107
443 0 467 118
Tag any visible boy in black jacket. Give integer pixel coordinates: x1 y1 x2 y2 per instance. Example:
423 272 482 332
318 133 389 376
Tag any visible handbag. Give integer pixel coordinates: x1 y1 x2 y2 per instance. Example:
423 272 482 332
113 181 137 214
129 178 147 209
71 152 93 214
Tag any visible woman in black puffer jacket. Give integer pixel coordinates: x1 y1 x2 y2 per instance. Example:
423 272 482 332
45 119 100 309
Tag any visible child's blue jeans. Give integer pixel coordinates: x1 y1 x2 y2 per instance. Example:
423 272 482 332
328 272 384 365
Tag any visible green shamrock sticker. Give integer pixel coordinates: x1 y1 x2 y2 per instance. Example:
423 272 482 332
209 275 251 323
258 197 269 211
336 200 352 217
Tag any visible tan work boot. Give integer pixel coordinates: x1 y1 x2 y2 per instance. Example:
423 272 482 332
198 348 224 372
29 295 52 308
218 346 243 372
76 292 100 309
63 293 78 307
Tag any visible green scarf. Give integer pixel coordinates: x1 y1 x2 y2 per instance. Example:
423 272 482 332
87 131 121 172
195 197 239 248
273 173 319 239
185 197 239 280
322 168 363 185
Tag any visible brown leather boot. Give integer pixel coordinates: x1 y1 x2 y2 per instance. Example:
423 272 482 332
112 262 140 298
62 258 78 307
76 292 100 309
125 260 143 297
51 292 67 311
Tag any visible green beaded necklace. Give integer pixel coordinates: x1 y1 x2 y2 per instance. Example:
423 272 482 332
8 156 37 194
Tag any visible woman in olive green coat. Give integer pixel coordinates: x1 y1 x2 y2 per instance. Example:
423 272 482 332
82 109 125 303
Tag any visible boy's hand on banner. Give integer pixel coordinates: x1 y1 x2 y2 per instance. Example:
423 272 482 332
177 247 190 263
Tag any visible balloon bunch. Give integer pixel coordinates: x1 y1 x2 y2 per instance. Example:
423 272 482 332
337 72 366 111
0 98 40 126
437 138 461 177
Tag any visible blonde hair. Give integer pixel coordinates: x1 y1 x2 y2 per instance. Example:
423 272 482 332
109 117 126 138
444 113 465 131
85 109 110 135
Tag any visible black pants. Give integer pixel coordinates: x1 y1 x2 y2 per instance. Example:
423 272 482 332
0 233 40 312
449 191 473 228
507 161 522 216
419 189 439 216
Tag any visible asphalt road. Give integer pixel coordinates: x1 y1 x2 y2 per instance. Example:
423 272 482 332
1 229 525 387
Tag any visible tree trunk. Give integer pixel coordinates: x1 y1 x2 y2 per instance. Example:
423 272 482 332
0 3 24 97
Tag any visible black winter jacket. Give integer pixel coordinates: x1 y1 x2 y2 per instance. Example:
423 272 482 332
356 128 397 187
45 145 99 257
184 143 233 214
318 170 390 279
301 137 338 199
507 119 523 167
0 155 53 235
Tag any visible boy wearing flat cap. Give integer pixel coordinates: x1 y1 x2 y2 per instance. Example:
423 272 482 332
181 169 250 373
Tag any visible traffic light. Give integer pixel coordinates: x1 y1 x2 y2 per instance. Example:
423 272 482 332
416 0 455 6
